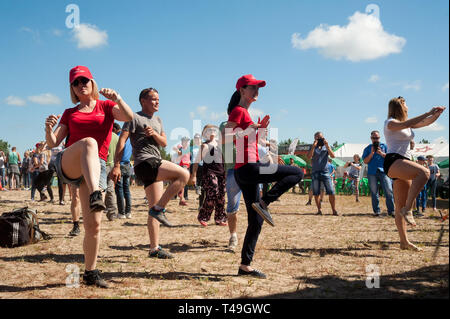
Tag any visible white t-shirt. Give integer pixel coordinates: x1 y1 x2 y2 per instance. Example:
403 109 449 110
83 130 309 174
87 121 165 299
384 118 415 157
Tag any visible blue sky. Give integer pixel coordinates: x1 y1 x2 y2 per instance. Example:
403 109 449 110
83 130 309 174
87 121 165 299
1 0 448 154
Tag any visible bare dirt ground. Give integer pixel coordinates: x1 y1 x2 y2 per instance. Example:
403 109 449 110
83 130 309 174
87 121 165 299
0 186 448 299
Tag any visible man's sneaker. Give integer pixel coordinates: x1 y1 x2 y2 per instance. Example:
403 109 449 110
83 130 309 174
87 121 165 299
149 207 172 227
89 191 106 213
117 213 126 219
251 201 274 227
149 246 174 259
106 211 116 221
69 224 80 236
59 200 65 205
83 269 109 288
228 234 238 251
238 268 267 279
373 212 381 217
125 212 132 219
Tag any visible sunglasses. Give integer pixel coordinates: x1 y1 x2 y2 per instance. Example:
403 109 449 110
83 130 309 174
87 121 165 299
371 137 380 140
71 77 90 86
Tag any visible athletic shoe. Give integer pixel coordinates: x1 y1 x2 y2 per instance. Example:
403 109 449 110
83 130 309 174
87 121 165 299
149 207 172 227
59 201 65 205
332 211 339 216
305 201 311 206
89 191 106 213
373 212 381 217
69 224 80 236
251 201 274 227
83 269 109 288
228 234 238 251
106 211 116 221
148 246 174 259
117 213 126 219
238 268 267 279
125 212 132 219
400 207 416 226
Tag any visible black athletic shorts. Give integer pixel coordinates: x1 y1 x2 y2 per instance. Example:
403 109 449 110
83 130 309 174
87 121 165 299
383 153 410 180
134 158 162 188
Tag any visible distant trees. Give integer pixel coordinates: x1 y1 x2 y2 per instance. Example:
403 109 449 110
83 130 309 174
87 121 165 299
0 139 10 155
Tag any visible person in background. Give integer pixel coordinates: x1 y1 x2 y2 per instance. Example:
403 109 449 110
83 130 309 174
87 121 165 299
413 156 428 217
174 137 191 205
307 132 339 216
7 146 21 190
50 142 67 205
21 151 32 190
343 154 362 202
68 184 81 236
104 124 119 221
190 133 203 196
426 155 440 212
189 124 227 227
114 122 133 219
0 151 6 189
362 130 395 217
383 96 445 251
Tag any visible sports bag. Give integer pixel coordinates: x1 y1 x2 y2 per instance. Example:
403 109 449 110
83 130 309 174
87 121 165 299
0 207 51 248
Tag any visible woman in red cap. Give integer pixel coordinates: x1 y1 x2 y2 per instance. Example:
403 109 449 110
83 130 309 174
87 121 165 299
225 74 304 278
44 66 133 287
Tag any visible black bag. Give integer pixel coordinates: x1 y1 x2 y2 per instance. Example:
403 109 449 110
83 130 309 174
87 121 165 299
0 207 51 248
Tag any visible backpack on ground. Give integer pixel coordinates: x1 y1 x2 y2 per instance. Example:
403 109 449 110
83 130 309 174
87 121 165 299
0 207 51 248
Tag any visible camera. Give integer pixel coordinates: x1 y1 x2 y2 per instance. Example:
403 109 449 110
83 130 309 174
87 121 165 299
373 141 380 149
317 138 324 147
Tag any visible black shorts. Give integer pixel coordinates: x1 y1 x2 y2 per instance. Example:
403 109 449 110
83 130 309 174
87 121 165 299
134 158 162 188
383 153 410 179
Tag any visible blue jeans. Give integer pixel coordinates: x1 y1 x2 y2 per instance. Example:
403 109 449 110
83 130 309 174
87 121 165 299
22 171 31 189
235 162 303 266
416 185 427 211
368 171 394 214
115 163 132 215
30 171 40 200
311 171 335 195
426 179 437 208
0 167 5 187
226 169 242 214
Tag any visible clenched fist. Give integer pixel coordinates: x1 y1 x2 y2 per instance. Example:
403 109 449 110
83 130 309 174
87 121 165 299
100 88 121 103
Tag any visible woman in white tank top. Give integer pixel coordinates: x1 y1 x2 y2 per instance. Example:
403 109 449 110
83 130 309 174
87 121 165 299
383 96 445 251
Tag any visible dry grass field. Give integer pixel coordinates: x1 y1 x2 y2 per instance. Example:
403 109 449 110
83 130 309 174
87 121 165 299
0 186 448 299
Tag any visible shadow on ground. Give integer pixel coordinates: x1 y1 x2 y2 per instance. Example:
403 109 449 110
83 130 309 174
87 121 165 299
259 264 449 299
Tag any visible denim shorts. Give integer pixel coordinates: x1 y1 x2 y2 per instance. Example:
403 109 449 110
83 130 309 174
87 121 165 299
312 171 335 195
226 169 242 214
54 151 107 190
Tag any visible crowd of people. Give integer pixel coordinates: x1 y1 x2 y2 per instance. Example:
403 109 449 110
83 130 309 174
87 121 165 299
1 67 446 287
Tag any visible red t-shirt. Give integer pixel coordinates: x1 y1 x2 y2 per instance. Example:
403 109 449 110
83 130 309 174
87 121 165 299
228 106 259 169
60 100 116 161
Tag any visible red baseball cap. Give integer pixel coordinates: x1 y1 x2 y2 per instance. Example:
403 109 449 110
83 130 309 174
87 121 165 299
69 65 94 84
236 74 266 91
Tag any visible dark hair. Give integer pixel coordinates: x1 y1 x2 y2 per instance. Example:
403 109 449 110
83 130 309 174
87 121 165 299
113 122 121 131
139 87 159 106
227 86 247 115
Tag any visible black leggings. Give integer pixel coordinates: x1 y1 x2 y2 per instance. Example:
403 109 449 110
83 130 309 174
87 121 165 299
235 162 303 266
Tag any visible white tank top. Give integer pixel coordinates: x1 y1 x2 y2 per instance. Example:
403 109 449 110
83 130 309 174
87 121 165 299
384 118 415 157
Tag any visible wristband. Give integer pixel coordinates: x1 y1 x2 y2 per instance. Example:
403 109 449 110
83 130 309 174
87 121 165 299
114 95 122 103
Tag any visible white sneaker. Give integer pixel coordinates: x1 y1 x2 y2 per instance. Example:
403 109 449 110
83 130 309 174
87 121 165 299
126 213 132 219
117 214 126 219
228 234 238 251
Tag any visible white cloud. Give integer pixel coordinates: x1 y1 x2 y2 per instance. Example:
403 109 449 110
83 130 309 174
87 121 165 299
443 82 449 92
196 106 208 117
403 81 421 91
28 93 62 105
189 112 195 119
417 122 445 132
368 74 380 83
72 23 108 49
52 29 63 37
210 112 227 121
248 108 264 120
291 11 406 62
5 96 27 106
20 27 41 42
365 116 378 123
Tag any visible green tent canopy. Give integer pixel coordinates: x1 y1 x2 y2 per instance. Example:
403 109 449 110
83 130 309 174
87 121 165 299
331 157 347 167
281 154 308 167
438 158 449 168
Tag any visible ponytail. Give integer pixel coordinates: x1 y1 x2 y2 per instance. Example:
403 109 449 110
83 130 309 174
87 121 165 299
227 85 247 115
